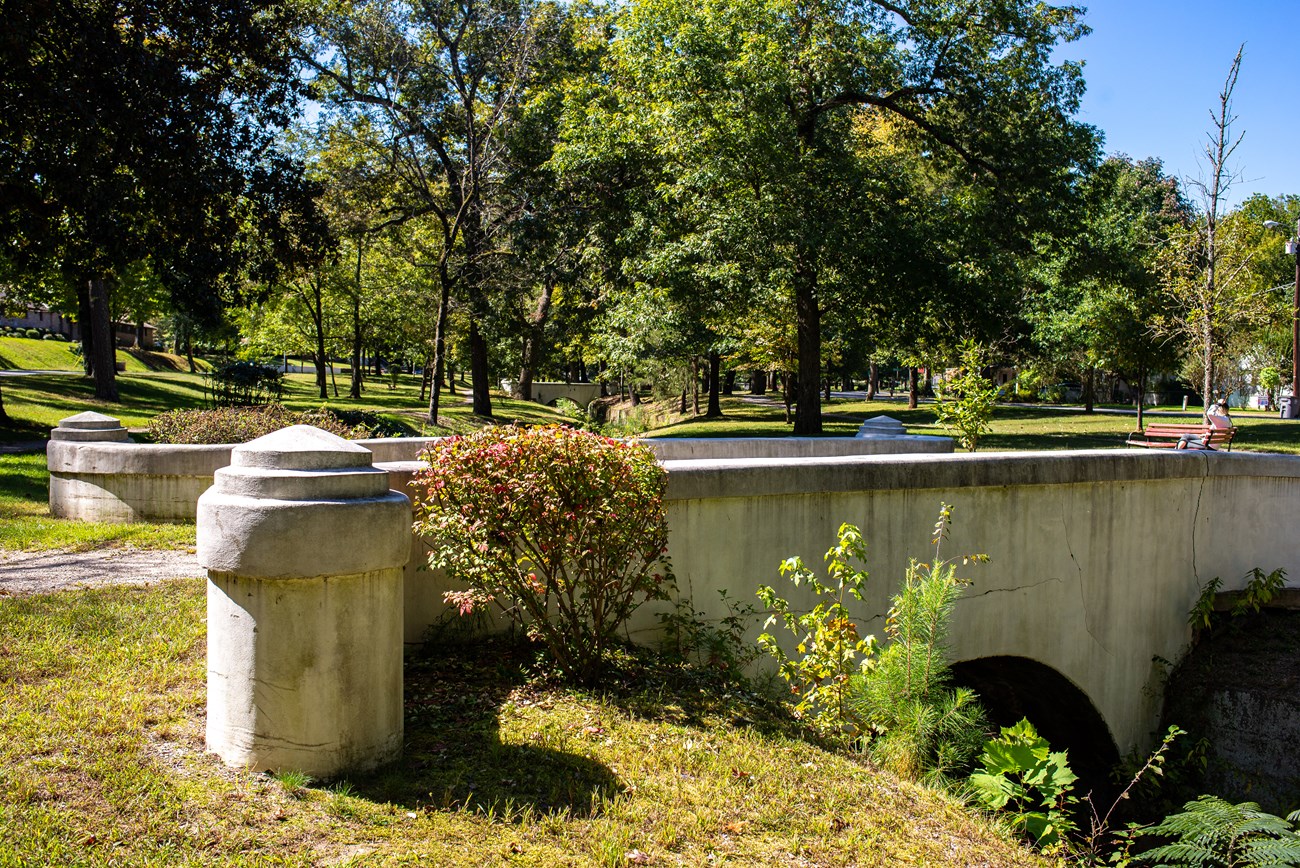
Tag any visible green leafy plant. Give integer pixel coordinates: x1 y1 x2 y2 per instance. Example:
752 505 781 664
146 404 385 444
1188 577 1224 631
1078 725 1186 861
935 340 1001 451
205 359 284 407
1132 795 1300 867
756 522 877 737
1231 567 1286 617
848 504 988 783
658 589 759 677
1188 568 1286 634
968 718 1078 850
411 425 673 682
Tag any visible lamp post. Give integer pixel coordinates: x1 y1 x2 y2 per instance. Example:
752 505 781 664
1265 219 1300 418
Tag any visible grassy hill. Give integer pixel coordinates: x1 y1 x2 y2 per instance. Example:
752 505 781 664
0 580 1046 867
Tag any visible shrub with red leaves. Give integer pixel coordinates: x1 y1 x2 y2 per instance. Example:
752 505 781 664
411 425 672 681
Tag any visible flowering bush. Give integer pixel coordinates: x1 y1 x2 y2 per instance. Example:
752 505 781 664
146 404 381 444
411 425 672 681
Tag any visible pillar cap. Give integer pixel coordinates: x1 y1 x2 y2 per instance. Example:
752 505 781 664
232 425 373 470
856 415 907 437
51 411 129 442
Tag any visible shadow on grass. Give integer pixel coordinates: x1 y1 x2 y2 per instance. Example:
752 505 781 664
350 639 623 820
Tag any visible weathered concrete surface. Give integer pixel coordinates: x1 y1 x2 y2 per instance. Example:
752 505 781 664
646 449 1300 757
641 434 952 461
199 426 409 777
48 426 951 521
1162 610 1300 814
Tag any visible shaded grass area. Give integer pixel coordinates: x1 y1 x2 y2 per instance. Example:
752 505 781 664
0 581 1043 867
0 369 568 443
0 453 194 552
644 396 1300 454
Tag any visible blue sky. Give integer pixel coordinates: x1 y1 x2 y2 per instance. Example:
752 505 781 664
1059 1 1297 207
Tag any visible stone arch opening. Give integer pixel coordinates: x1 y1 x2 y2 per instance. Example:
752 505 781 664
950 656 1120 803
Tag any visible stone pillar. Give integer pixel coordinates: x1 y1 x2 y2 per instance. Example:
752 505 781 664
48 412 130 518
49 411 130 443
198 425 410 777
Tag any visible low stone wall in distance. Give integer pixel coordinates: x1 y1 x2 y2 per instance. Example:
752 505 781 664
45 413 949 523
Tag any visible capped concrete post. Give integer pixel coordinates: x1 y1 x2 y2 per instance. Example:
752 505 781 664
49 411 130 443
48 412 131 518
197 425 411 777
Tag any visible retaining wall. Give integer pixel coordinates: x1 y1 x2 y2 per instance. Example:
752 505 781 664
46 414 949 522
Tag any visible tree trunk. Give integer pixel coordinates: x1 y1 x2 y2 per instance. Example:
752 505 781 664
134 319 145 349
750 370 766 395
782 371 794 424
792 255 822 435
908 366 919 410
823 369 831 402
867 362 878 400
706 350 723 417
0 380 8 423
723 368 736 395
428 258 453 424
420 357 431 404
447 361 457 394
1136 361 1147 431
77 281 94 377
518 278 555 402
841 370 853 392
87 277 118 401
1084 365 1095 413
679 386 687 415
469 320 492 417
185 336 195 374
350 245 364 399
308 278 327 400
691 357 700 416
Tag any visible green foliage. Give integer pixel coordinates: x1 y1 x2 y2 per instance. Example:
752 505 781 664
969 718 1078 850
849 504 988 782
1133 796 1300 867
756 522 877 737
1188 577 1223 631
411 426 673 682
935 341 1000 451
657 589 759 677
206 359 284 407
146 405 379 444
1231 567 1287 618
1188 568 1286 633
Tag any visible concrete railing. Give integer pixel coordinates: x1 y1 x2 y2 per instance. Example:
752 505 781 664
174 421 1300 774
46 413 949 522
638 449 1300 756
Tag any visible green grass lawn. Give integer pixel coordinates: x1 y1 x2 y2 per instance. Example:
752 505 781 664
641 395 1300 454
0 335 198 374
0 453 194 552
0 368 572 443
0 580 1043 867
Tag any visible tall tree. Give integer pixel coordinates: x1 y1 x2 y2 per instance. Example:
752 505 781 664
0 0 321 400
606 0 1095 433
1158 47 1264 413
304 0 567 421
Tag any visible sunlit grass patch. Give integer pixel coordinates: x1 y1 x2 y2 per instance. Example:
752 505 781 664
0 453 195 552
0 581 1045 866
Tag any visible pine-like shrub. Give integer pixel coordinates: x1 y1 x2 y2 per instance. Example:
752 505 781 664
147 405 374 444
411 425 672 681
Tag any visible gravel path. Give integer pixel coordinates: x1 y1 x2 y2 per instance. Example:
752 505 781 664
0 547 202 597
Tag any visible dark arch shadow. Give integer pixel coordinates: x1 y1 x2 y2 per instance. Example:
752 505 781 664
951 656 1120 805
344 641 622 821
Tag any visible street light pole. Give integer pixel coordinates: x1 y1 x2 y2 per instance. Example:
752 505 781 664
1265 219 1300 418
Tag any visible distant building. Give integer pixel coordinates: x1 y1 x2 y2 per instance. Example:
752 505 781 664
0 304 158 347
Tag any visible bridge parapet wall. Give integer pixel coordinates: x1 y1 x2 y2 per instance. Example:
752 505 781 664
651 450 1300 755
